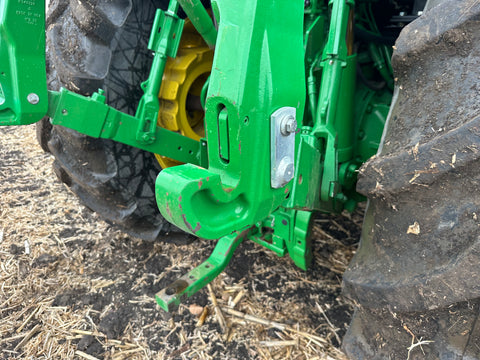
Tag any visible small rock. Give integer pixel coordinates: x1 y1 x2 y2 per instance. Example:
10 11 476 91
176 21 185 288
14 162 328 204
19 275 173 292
189 304 204 316
10 244 23 255
407 221 420 235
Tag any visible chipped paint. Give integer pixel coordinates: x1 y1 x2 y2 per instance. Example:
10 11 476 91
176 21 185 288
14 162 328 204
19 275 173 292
182 214 202 234
165 201 173 219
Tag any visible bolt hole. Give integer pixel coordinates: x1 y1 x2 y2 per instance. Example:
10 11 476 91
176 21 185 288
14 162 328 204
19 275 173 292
165 287 176 296
189 150 193 155
62 109 68 115
297 241 302 245
205 264 211 269
189 275 195 280
244 116 249 125
282 219 288 226
178 146 182 151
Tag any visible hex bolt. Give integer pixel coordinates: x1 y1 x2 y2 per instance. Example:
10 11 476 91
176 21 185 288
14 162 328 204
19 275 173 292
280 115 297 136
142 133 155 143
27 93 40 105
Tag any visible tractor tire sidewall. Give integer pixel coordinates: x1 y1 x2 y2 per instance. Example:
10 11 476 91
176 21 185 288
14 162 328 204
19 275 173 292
342 0 480 358
41 0 190 242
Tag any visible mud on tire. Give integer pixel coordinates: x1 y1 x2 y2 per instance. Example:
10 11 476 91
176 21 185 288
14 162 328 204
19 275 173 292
37 0 189 242
342 0 480 358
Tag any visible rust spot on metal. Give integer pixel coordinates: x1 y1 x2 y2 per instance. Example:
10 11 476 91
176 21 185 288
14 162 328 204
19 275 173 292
284 187 289 194
225 236 242 256
181 215 201 234
165 279 189 295
193 222 201 233
224 187 234 193
165 202 173 219
198 180 203 189
182 214 194 232
224 227 251 256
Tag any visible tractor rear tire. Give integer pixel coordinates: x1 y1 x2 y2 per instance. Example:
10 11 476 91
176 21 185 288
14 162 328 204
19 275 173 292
37 0 191 242
342 0 480 358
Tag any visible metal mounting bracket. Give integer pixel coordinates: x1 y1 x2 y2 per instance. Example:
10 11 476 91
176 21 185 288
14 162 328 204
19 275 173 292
271 107 297 188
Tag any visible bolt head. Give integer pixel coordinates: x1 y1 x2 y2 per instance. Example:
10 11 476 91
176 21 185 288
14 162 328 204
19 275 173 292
280 116 297 136
27 93 39 105
142 133 154 143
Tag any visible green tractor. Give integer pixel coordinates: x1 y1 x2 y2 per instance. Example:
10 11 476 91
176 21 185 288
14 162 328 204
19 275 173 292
1 0 479 357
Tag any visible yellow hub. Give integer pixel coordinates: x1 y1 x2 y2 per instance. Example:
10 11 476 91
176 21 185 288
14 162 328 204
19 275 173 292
155 21 214 168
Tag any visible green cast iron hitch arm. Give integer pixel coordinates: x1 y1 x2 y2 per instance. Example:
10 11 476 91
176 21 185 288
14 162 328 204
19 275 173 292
155 0 306 240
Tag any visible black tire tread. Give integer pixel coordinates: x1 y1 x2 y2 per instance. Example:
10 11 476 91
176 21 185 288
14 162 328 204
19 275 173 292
342 0 480 358
39 0 188 242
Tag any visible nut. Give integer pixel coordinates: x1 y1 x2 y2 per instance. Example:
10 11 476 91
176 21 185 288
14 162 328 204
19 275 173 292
280 115 297 136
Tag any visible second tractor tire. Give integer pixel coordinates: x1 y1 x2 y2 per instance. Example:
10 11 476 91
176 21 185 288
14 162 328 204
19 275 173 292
342 1 480 358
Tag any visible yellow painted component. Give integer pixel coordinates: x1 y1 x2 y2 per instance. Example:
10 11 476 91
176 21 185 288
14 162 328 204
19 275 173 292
155 21 213 168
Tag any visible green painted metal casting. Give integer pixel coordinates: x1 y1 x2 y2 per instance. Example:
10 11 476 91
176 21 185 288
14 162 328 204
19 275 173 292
47 89 205 166
156 230 247 311
155 0 306 240
250 208 313 271
0 0 47 125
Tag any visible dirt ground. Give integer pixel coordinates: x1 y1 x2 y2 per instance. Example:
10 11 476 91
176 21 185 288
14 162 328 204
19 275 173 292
0 125 363 359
